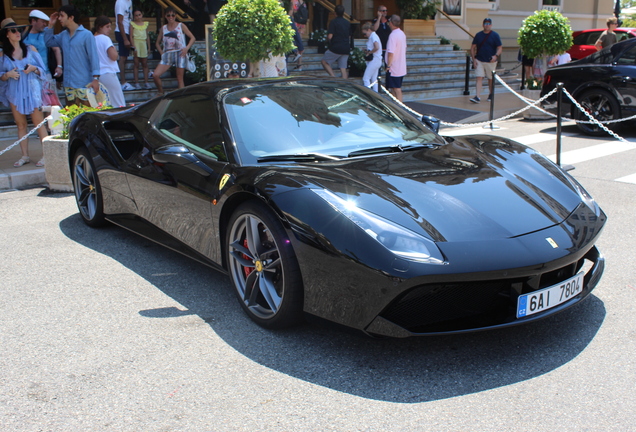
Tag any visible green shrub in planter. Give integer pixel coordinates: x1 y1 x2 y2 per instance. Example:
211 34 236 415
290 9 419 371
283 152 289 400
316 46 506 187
213 0 295 63
517 10 572 59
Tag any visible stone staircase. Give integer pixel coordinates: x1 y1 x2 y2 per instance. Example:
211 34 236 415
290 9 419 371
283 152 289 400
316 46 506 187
0 38 517 139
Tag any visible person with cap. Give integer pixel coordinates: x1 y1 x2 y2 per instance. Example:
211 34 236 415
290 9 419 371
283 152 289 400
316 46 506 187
0 18 49 168
44 5 101 107
469 17 502 104
23 10 62 80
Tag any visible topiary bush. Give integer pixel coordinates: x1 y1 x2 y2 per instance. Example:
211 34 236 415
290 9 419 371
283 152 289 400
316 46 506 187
517 10 573 59
213 0 295 63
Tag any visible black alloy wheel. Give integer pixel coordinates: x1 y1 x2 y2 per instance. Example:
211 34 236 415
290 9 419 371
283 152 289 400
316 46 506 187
226 201 303 329
574 89 621 136
72 147 106 227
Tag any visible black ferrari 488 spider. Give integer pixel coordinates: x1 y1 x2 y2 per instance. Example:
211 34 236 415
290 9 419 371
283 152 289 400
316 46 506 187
68 78 606 337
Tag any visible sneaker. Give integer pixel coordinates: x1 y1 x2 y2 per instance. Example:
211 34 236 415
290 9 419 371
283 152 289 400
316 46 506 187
469 96 481 104
121 82 136 91
144 83 153 89
132 83 141 90
487 94 493 102
148 71 154 78
293 53 302 63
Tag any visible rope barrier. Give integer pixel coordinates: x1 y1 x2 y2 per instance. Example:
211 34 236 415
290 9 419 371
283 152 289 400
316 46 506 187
0 117 49 157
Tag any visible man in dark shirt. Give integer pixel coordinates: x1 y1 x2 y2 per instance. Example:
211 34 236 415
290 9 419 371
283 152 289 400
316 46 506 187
371 4 391 63
321 4 351 78
469 17 502 103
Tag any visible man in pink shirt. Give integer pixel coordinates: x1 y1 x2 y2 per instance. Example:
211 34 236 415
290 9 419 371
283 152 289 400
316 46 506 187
384 14 407 102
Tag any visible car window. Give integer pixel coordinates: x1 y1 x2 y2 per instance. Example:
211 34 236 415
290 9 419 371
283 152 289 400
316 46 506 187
223 82 444 164
616 31 632 43
152 93 227 162
616 45 636 65
578 31 601 45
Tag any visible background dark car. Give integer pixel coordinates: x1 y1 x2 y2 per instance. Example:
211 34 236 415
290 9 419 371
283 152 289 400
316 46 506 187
567 27 636 60
542 37 636 135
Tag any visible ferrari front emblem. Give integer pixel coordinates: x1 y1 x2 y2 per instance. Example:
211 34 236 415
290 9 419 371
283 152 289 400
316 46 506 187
219 173 231 190
546 237 558 249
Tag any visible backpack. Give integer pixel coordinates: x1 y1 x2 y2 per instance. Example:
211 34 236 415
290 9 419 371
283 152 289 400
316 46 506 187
293 2 308 25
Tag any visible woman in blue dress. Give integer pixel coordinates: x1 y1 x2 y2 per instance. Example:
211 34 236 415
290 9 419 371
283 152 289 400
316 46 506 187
0 18 48 167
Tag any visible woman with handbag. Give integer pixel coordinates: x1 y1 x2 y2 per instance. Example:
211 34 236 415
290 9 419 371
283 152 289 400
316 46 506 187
362 22 382 92
0 18 48 168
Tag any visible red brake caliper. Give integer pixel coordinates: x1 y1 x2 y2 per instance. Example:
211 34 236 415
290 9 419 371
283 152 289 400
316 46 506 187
242 239 254 278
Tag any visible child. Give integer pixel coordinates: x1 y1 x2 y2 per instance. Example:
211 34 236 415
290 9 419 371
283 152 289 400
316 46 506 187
131 9 151 89
93 16 125 107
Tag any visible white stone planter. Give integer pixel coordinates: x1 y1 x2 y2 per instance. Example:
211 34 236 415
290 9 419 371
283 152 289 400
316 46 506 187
42 136 73 192
522 89 552 120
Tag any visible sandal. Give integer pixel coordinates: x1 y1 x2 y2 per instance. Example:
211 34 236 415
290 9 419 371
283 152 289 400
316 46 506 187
36 158 45 167
13 156 30 168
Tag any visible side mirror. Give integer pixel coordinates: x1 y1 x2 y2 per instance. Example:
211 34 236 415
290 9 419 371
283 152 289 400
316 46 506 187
152 145 214 176
421 115 441 134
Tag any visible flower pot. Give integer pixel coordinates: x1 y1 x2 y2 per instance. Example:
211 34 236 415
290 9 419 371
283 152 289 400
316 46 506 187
348 66 364 77
522 89 552 120
42 136 73 192
317 45 327 54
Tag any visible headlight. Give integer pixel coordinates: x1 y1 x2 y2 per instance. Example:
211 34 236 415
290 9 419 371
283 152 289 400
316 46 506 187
312 189 445 264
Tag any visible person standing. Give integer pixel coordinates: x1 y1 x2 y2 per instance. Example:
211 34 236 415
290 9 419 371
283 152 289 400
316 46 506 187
45 5 101 107
131 9 151 89
362 22 381 92
320 4 350 79
93 16 126 107
595 17 619 51
371 5 391 63
0 18 48 168
153 7 195 95
469 17 502 104
115 0 135 91
23 10 62 84
385 15 407 102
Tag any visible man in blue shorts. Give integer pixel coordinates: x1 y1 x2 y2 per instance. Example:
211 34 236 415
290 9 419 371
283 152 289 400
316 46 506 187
384 15 407 102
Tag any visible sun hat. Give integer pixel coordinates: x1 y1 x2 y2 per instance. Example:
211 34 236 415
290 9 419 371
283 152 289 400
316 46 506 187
1 18 27 31
29 10 50 21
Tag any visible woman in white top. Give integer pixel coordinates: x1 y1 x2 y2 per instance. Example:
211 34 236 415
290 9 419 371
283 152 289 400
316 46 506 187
93 16 125 107
362 22 382 92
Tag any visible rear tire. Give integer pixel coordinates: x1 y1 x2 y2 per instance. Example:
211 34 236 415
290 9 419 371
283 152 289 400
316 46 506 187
72 147 106 227
574 89 621 136
226 200 304 329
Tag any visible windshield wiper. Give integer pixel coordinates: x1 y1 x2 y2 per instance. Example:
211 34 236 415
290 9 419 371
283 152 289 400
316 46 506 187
347 142 441 158
257 153 341 163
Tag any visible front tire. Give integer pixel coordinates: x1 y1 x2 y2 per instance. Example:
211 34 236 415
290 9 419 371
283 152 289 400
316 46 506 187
72 147 106 227
574 89 621 136
226 201 303 329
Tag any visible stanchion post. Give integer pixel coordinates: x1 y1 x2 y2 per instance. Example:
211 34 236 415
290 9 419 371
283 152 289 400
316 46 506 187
521 63 526 90
464 56 470 95
483 70 499 130
555 82 574 171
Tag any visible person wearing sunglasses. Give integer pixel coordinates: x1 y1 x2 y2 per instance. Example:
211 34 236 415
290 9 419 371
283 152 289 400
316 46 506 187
152 7 195 95
0 18 49 168
371 5 391 64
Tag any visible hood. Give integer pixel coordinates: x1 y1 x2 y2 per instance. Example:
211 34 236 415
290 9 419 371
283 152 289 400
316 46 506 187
266 135 586 242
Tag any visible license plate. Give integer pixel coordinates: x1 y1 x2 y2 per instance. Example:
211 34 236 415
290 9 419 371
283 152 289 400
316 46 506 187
517 272 584 318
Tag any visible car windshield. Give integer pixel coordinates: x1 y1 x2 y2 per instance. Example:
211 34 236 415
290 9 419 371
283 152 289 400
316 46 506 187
223 81 444 164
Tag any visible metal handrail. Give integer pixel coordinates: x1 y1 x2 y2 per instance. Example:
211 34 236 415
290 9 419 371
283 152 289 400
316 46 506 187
313 0 360 23
436 8 473 39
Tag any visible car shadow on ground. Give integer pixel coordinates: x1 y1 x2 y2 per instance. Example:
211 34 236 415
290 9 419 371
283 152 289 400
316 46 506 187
60 214 606 404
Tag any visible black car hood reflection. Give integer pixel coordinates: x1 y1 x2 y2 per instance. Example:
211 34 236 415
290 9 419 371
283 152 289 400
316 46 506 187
261 135 581 242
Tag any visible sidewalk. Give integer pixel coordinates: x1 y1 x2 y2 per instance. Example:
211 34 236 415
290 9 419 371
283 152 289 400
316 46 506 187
0 92 532 192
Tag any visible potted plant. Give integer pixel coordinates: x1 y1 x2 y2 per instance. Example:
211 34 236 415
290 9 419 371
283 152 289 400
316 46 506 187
348 47 367 77
518 10 572 119
213 0 295 77
309 29 329 53
397 0 440 37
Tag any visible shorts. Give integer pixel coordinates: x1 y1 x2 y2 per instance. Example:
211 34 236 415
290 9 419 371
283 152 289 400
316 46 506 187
160 50 188 69
322 50 348 69
134 39 148 58
64 87 90 102
385 72 403 89
115 31 131 57
474 59 497 78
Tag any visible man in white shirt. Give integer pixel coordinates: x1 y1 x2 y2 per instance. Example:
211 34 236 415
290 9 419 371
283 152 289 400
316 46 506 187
115 0 134 90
